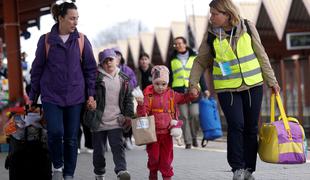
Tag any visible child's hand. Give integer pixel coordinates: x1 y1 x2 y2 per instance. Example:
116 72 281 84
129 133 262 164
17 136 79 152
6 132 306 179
189 87 199 97
189 88 199 100
87 99 97 110
123 117 132 132
135 97 144 105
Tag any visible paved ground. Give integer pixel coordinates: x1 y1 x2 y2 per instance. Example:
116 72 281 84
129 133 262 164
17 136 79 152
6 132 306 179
1 138 310 180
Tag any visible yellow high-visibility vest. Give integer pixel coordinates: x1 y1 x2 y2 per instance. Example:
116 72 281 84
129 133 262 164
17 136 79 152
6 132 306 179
171 56 196 88
212 32 263 90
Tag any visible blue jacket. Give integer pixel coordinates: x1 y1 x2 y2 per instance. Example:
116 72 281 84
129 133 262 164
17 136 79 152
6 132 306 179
30 23 97 106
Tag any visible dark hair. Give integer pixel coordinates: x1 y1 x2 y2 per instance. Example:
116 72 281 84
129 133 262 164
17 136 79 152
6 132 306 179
174 36 187 44
114 51 126 65
139 52 150 60
51 2 77 22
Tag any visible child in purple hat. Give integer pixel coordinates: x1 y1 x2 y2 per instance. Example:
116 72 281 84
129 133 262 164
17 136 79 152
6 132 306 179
84 48 134 180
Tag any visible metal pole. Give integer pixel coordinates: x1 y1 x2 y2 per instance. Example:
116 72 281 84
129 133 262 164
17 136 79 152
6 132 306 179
3 0 23 103
280 59 287 111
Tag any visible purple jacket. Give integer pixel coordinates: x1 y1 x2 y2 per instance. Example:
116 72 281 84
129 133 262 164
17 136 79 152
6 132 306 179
119 65 137 88
30 23 97 106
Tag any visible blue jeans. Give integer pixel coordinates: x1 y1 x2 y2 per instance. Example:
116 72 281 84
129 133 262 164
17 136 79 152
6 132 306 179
42 102 82 177
217 85 263 172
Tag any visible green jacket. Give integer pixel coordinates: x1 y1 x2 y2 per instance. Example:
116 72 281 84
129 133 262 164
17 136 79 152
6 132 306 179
83 70 134 131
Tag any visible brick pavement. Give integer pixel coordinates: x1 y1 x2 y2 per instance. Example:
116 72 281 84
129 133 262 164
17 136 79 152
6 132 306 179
1 140 310 180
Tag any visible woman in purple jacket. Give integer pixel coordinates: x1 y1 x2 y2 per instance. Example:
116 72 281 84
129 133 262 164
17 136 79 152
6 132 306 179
29 2 97 180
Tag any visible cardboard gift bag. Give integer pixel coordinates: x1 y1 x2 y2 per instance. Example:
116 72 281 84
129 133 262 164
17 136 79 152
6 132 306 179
132 115 157 145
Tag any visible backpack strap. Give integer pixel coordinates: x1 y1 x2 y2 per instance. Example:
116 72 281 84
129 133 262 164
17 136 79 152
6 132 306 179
244 19 252 37
169 90 175 114
148 94 153 111
45 32 84 61
77 32 85 59
207 32 216 58
148 90 176 115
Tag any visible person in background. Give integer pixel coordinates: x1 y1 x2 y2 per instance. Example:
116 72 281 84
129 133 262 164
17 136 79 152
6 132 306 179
113 47 137 150
136 65 198 180
113 47 137 89
85 48 134 180
29 2 97 180
0 58 8 79
189 0 280 179
135 52 153 91
167 36 209 149
21 52 28 71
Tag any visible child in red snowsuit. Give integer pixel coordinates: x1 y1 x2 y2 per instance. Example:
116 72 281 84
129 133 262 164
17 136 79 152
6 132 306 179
136 65 197 180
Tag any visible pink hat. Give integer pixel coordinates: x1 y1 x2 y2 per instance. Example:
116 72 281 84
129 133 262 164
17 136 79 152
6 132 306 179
151 65 170 84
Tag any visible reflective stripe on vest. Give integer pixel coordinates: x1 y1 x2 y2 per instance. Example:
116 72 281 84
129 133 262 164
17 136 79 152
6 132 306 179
212 33 263 90
171 56 196 88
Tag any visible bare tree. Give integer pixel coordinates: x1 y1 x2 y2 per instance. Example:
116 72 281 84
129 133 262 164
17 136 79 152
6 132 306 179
94 20 148 46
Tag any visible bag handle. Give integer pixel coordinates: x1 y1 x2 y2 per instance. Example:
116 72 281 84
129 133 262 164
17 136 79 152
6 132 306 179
270 93 292 140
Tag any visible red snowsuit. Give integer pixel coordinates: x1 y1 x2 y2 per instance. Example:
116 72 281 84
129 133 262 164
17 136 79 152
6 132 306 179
137 85 195 179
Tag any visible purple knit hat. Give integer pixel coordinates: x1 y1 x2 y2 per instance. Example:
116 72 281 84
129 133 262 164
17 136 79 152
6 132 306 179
98 48 116 64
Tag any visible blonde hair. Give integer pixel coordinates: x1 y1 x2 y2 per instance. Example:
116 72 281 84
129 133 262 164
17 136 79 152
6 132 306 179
209 0 240 27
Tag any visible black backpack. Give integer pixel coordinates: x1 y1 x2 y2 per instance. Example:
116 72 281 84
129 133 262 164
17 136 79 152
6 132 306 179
207 19 252 58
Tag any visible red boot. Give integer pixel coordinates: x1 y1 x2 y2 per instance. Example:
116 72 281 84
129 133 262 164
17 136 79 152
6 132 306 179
149 171 158 180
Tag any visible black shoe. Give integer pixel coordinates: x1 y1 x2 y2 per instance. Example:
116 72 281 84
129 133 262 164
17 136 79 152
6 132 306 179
185 144 192 149
192 139 198 147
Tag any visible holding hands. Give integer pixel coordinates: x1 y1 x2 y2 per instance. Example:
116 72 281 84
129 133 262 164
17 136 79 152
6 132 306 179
189 87 211 99
87 96 96 110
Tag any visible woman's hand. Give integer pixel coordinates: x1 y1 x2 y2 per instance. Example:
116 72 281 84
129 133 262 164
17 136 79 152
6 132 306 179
271 84 281 94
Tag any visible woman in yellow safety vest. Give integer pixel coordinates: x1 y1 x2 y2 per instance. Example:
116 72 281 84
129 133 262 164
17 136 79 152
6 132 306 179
189 0 280 180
